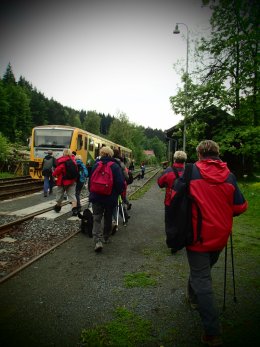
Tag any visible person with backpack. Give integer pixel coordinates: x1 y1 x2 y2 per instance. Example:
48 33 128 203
75 154 88 212
157 150 187 254
88 146 125 252
173 140 248 347
52 148 78 216
42 150 56 197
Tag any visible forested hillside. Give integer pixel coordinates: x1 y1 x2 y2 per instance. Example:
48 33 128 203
0 63 167 164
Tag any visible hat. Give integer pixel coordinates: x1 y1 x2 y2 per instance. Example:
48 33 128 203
47 150 53 155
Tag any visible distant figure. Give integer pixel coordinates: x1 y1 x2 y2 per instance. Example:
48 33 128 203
88 146 125 252
75 154 88 212
140 162 145 179
86 159 93 176
129 161 135 172
173 140 248 346
52 148 78 216
157 150 187 254
42 150 56 197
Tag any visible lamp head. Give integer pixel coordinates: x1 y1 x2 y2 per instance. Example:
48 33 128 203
173 24 180 34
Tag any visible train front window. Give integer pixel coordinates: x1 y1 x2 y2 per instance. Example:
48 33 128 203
34 129 73 148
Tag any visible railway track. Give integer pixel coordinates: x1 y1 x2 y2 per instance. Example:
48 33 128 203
0 176 43 201
0 167 161 283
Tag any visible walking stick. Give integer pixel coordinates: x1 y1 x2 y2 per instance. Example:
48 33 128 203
223 232 237 311
223 244 228 311
230 233 237 303
118 195 126 225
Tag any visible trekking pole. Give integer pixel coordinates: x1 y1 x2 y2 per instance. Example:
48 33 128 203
230 233 237 303
119 195 126 225
223 244 228 311
116 198 120 227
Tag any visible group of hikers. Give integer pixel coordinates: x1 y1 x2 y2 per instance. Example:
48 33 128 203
157 140 247 347
41 146 135 245
42 139 248 347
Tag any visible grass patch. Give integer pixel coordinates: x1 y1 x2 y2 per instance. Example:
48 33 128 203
124 271 157 288
0 172 17 179
232 178 260 256
130 176 157 200
80 307 154 347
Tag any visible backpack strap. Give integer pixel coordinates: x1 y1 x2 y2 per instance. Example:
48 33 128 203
183 163 203 243
172 166 179 179
183 163 193 189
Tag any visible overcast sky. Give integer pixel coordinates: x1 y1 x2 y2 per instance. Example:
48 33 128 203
0 0 211 131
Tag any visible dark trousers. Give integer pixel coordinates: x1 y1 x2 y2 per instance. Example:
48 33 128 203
186 249 221 335
75 181 84 208
92 202 114 243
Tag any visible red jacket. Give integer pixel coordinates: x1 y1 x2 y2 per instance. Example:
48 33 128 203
175 159 248 252
157 163 185 206
52 155 77 186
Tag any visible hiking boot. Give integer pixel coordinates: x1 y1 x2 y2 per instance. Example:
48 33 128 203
111 221 118 235
72 207 78 216
49 189 53 194
171 248 178 254
201 334 223 346
44 193 47 197
94 241 103 252
185 290 198 310
127 203 132 210
54 204 61 213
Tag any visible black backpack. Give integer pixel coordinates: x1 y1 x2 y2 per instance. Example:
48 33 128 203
42 157 54 176
165 163 202 252
126 170 134 184
63 159 78 180
78 207 93 238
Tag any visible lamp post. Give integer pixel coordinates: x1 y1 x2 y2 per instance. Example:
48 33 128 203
173 22 189 152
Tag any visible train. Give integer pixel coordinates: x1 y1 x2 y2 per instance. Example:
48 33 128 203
29 125 133 179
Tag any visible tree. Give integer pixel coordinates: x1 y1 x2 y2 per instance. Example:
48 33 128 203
147 136 167 163
108 112 133 147
0 133 9 160
169 0 260 175
199 0 259 124
2 62 16 85
83 111 101 135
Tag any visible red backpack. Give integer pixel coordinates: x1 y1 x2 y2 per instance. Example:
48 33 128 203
90 161 114 195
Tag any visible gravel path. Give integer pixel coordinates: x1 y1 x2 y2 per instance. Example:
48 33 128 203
0 181 259 347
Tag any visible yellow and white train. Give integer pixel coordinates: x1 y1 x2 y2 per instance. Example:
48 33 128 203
29 125 132 179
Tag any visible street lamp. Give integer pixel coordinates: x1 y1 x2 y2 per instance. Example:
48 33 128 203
173 22 189 151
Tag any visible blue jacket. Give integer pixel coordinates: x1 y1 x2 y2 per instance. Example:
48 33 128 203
88 157 125 207
76 159 88 183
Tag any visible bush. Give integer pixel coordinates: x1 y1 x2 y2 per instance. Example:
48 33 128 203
0 133 9 161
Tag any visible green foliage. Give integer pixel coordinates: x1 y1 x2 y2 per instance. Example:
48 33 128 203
169 0 260 175
108 112 133 147
0 63 167 163
145 136 166 163
0 133 9 160
124 272 157 288
80 307 154 347
232 178 260 257
2 62 16 85
83 110 101 134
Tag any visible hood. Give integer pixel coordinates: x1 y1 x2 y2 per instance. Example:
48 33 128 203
57 155 71 165
196 159 230 184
